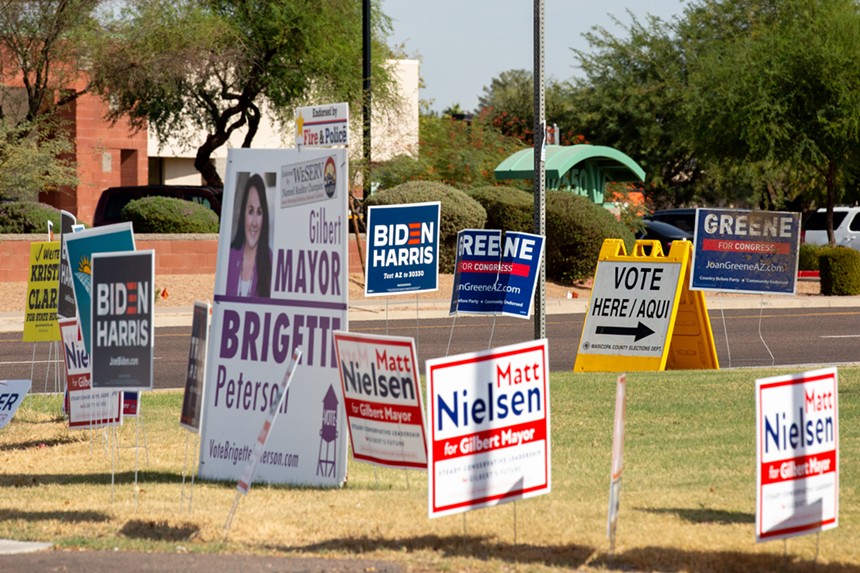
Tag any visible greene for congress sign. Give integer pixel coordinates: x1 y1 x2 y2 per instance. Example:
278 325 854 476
691 208 800 294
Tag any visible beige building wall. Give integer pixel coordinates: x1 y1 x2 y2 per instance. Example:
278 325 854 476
149 59 420 185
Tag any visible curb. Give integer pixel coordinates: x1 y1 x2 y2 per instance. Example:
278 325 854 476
0 539 52 555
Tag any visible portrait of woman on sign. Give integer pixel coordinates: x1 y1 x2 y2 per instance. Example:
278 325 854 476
226 173 273 298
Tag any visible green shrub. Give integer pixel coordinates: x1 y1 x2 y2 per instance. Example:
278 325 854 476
120 196 219 233
0 201 62 233
467 185 534 232
819 246 860 295
372 154 431 190
545 190 635 284
365 181 487 273
799 242 826 272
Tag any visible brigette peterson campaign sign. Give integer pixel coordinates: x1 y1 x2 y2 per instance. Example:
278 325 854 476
199 147 349 488
64 223 136 354
756 367 839 542
58 317 122 429
91 250 155 391
333 331 427 469
364 202 440 296
426 339 551 518
691 208 800 294
449 230 545 319
57 210 78 320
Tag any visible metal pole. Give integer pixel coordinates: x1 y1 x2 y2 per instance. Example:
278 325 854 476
533 0 546 340
362 0 372 199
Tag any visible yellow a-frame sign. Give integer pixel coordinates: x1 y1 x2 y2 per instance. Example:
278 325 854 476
574 239 718 372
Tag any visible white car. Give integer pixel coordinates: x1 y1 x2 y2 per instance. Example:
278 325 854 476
803 206 860 248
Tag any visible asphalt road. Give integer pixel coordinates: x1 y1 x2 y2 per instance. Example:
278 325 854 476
5 307 860 391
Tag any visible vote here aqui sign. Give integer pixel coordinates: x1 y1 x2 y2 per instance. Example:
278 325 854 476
426 339 550 518
756 367 839 542
576 246 684 371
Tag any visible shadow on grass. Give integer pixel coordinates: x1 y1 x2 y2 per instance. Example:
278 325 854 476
120 519 200 542
636 506 755 525
0 470 181 487
0 509 110 523
0 436 83 451
279 534 596 570
592 546 860 573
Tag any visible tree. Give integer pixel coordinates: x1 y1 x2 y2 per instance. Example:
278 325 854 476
0 0 100 129
91 0 401 188
681 0 860 241
476 69 575 145
565 14 711 208
0 119 77 201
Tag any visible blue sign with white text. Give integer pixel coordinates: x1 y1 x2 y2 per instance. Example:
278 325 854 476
449 229 545 319
690 208 800 294
364 202 440 296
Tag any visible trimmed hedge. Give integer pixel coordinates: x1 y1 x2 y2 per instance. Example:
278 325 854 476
467 186 534 232
121 196 219 233
819 246 860 296
0 201 62 233
365 181 487 273
798 242 826 272
545 191 635 284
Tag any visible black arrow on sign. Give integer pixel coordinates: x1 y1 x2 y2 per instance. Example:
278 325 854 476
596 322 655 342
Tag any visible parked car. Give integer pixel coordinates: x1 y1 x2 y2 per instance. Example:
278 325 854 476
644 208 697 234
92 185 223 227
802 206 860 249
636 219 693 254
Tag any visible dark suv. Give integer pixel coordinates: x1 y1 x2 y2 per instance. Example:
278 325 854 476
92 185 223 227
644 208 697 234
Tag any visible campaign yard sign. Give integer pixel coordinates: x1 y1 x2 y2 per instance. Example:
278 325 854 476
57 210 78 319
199 147 349 488
295 102 349 148
64 223 136 354
756 367 839 542
23 241 61 342
426 339 551 518
449 230 545 319
364 202 440 296
333 331 427 469
180 302 210 433
91 250 154 391
691 208 800 294
0 380 31 430
59 317 122 429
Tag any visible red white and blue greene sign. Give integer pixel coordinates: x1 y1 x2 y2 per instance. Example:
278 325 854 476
364 202 440 296
691 208 800 294
449 230 545 319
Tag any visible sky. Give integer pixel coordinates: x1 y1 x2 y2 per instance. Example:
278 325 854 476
382 0 688 113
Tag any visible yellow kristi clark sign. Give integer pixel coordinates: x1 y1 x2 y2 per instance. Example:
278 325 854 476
574 239 718 372
23 241 61 342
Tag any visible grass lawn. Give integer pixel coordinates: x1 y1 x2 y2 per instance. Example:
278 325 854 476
0 366 857 572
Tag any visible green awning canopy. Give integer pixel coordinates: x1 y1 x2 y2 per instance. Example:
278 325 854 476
494 144 646 204
495 144 645 182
